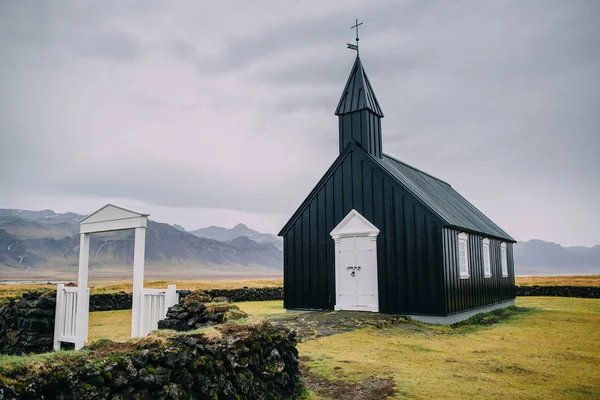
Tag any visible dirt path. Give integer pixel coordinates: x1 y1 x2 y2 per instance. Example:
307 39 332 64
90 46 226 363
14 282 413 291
268 310 409 342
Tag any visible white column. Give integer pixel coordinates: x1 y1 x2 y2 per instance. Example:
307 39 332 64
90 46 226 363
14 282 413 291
53 284 64 350
131 226 147 338
74 233 90 350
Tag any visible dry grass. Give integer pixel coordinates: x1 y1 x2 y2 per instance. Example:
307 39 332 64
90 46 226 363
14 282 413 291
516 275 600 287
80 278 282 294
88 310 132 343
0 278 283 301
86 300 286 343
299 297 600 399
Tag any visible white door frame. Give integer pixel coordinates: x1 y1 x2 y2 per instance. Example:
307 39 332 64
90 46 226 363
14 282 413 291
74 204 149 349
330 209 380 312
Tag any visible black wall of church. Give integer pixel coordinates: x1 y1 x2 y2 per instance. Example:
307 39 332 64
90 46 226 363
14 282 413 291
282 147 447 315
338 110 382 158
442 228 516 314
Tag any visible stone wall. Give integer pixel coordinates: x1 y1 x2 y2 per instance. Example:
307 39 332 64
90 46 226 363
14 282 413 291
0 322 302 400
89 292 132 312
89 287 285 312
0 291 56 355
516 285 600 298
191 287 284 303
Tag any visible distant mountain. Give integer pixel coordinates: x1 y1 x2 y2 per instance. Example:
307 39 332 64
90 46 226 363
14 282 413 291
172 224 186 232
0 209 282 278
190 223 283 251
514 240 600 275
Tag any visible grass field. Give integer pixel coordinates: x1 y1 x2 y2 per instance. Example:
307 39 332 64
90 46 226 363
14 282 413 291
3 275 598 301
515 275 600 287
300 297 600 399
0 278 283 301
83 297 600 399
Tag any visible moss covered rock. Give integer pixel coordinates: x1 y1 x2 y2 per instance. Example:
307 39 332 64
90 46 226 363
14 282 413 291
158 295 247 331
0 322 301 399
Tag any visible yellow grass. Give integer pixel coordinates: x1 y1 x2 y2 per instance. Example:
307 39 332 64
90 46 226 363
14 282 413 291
299 297 600 399
235 300 286 318
516 275 600 287
87 300 286 343
88 310 132 343
0 278 283 300
90 278 283 294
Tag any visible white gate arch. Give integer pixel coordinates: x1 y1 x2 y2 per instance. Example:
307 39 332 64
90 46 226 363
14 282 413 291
53 204 177 350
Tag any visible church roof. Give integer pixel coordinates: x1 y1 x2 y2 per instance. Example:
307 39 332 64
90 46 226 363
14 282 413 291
278 142 515 242
335 56 384 117
378 154 515 241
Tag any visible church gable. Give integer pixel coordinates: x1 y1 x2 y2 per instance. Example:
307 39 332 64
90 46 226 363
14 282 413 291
278 142 444 237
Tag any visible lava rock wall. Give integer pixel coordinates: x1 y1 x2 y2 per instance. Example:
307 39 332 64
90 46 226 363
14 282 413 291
515 285 600 298
0 322 302 400
0 291 56 355
89 287 285 312
89 292 132 311
194 287 284 302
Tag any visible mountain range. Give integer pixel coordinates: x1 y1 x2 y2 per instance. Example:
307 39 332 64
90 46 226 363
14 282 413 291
513 240 600 275
0 208 597 279
0 209 283 280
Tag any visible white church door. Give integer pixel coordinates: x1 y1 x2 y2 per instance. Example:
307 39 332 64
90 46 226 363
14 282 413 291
331 210 380 312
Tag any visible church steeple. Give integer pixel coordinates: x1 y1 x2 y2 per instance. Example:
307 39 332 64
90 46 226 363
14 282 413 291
335 55 384 157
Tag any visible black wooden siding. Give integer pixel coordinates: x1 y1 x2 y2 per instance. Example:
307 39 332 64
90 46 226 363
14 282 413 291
442 228 516 314
283 147 447 314
338 110 382 158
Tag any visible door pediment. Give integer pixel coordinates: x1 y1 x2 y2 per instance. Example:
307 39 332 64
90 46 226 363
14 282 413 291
330 209 379 239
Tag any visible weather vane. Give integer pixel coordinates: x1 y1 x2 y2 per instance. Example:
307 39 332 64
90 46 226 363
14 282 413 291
347 19 363 55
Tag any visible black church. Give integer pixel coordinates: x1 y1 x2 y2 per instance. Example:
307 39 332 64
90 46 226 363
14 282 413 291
278 53 517 323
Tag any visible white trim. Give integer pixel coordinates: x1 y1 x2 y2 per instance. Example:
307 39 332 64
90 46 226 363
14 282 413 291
79 204 149 234
501 242 508 277
330 209 380 239
458 232 470 279
334 304 379 312
78 203 149 223
482 238 492 278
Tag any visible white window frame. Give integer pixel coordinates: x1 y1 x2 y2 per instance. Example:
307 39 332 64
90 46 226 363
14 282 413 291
501 242 508 277
482 238 492 278
458 232 470 279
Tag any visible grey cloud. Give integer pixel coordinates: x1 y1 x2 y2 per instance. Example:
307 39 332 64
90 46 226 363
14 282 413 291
1 1 599 245
70 31 142 62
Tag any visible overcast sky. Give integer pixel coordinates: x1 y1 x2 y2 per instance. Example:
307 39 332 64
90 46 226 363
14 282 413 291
0 1 598 246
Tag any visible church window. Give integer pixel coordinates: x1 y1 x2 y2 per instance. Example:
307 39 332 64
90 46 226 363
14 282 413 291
458 232 469 279
483 238 491 278
501 243 508 277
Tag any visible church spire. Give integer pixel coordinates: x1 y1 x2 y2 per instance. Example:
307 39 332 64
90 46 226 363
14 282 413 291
335 54 384 157
335 56 384 117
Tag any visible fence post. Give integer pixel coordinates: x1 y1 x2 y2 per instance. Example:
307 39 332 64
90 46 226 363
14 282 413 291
84 288 90 344
53 284 64 351
166 285 177 309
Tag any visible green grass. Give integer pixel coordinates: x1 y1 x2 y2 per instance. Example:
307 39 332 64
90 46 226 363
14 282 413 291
299 297 600 399
0 350 88 374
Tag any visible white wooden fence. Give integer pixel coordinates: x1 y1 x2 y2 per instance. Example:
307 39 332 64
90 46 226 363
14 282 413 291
139 285 178 337
53 284 89 350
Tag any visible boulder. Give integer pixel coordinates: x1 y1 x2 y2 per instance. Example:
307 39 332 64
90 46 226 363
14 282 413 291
158 295 247 331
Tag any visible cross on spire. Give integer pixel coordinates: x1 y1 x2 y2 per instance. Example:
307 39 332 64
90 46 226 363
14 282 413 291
347 19 363 56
